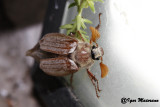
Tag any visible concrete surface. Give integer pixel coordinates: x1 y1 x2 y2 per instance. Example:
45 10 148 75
0 24 42 107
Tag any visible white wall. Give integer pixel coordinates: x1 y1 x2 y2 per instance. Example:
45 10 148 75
62 0 160 107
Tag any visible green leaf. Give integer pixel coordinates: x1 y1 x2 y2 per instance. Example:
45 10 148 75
60 24 73 29
68 2 76 8
72 18 76 22
80 30 87 34
72 22 76 30
81 20 86 29
83 18 92 24
86 0 95 13
81 1 88 8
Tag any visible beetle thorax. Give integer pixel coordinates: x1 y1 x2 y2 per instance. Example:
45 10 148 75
70 42 94 68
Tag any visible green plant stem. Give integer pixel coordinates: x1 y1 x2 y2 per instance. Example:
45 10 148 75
74 1 85 39
60 0 103 42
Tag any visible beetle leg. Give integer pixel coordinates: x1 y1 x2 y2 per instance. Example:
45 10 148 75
95 78 102 92
87 69 100 98
77 31 85 42
89 75 100 98
70 73 74 88
95 13 102 30
90 73 102 92
87 69 101 92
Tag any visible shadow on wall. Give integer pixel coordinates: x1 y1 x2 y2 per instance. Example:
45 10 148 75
0 0 48 31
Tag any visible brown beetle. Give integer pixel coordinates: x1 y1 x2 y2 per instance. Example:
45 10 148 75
26 13 108 98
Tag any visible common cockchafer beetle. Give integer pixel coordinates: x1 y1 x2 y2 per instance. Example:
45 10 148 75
27 13 108 98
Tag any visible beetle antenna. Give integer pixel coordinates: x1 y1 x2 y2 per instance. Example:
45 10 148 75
95 13 102 30
100 57 109 78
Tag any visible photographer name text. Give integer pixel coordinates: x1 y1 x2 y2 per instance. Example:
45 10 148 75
121 97 159 104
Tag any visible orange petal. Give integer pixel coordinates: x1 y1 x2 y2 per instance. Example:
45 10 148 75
100 62 109 78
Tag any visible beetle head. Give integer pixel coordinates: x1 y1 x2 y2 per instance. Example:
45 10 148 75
91 45 108 78
91 45 104 60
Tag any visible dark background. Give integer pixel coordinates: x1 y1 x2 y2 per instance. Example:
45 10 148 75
0 0 48 31
0 0 83 107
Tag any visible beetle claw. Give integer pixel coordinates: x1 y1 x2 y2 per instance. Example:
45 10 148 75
97 95 100 98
